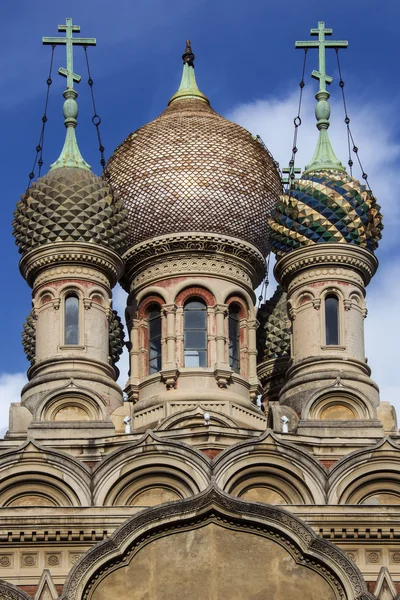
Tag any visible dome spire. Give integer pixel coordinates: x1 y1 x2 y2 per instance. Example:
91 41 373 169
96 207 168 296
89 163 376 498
42 18 96 171
168 40 209 105
295 21 348 174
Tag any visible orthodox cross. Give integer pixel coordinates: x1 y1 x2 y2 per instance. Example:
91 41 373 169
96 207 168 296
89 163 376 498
42 18 96 89
282 164 301 187
295 21 347 92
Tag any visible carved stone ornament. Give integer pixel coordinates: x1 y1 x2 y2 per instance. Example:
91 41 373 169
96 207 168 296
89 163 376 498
122 232 266 291
275 243 378 289
61 483 373 600
19 242 124 288
0 580 32 600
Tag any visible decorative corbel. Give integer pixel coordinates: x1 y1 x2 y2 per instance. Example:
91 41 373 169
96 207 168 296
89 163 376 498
343 299 352 311
312 298 321 311
52 298 61 310
83 298 92 310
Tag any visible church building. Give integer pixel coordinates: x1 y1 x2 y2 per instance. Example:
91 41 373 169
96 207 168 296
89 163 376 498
0 17 398 600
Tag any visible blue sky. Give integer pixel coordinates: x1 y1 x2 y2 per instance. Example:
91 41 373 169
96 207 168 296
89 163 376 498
1 0 399 426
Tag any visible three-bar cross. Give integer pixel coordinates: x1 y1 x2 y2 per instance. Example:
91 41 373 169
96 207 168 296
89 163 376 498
295 21 347 92
42 18 96 89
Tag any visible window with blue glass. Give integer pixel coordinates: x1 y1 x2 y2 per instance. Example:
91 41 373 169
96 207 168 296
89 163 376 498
148 305 162 374
184 299 207 367
65 294 79 345
229 304 241 373
325 294 339 345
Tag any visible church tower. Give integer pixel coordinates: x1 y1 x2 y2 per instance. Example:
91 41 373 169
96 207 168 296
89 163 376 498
261 22 388 445
106 41 282 432
11 19 127 443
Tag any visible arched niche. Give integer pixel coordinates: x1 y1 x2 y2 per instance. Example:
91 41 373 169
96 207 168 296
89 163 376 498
61 486 372 600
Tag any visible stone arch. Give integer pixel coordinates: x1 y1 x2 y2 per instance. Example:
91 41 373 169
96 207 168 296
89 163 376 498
34 383 108 422
328 438 400 505
302 384 374 422
0 580 32 599
92 432 210 507
175 285 215 307
213 430 326 504
60 485 373 600
154 405 239 431
0 440 91 507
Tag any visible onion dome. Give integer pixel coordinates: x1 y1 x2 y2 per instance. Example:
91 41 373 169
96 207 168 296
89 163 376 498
269 170 383 257
270 23 383 258
109 309 125 365
13 72 127 256
106 41 281 256
257 286 290 362
22 310 36 366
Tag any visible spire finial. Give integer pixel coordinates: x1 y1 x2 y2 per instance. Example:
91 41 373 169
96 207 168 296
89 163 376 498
168 39 209 105
296 21 348 173
182 40 195 66
42 18 96 171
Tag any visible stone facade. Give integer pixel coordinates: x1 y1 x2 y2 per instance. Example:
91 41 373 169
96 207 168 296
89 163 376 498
1 34 399 600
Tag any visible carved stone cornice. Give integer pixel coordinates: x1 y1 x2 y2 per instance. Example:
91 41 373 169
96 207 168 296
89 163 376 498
20 242 124 288
122 232 266 292
274 244 378 290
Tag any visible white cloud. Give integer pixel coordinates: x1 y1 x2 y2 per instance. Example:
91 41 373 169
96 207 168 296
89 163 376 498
0 372 26 435
228 89 400 416
113 284 129 391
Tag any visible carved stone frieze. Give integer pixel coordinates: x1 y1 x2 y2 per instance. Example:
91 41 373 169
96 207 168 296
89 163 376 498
34 265 110 289
122 232 266 291
20 242 124 288
275 244 378 290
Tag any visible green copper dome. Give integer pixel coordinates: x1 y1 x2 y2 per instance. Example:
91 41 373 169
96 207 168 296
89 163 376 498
269 170 383 257
13 168 127 255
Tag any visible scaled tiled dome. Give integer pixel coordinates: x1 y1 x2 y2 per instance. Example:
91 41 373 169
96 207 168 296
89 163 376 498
257 286 290 362
269 170 383 257
13 167 127 255
107 67 281 255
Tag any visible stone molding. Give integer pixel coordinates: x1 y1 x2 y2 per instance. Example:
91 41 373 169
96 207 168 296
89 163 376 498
20 242 124 288
60 483 373 600
122 232 266 291
274 244 378 289
34 265 110 289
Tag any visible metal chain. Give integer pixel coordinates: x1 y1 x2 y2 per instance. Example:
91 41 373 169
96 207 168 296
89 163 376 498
83 45 107 171
287 49 308 192
335 49 372 192
26 45 55 190
257 253 271 308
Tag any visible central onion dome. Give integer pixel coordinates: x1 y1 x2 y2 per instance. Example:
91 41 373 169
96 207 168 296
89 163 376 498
106 42 282 256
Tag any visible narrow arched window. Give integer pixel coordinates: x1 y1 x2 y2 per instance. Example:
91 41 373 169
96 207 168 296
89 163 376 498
325 294 339 345
229 305 241 373
184 299 207 367
148 305 162 374
65 294 79 345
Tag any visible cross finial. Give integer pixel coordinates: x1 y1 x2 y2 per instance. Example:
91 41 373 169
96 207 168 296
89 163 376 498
282 163 301 188
296 21 347 94
295 21 348 174
182 40 195 66
43 17 96 89
42 18 96 171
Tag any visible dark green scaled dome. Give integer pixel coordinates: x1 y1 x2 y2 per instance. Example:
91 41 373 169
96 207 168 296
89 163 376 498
269 169 383 257
257 286 290 362
13 167 128 255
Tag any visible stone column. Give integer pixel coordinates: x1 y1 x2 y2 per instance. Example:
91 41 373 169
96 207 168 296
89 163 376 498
161 304 179 388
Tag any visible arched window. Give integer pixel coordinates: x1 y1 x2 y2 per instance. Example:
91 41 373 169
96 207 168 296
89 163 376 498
148 305 162 374
229 304 241 373
325 294 339 345
65 294 79 345
184 299 207 367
